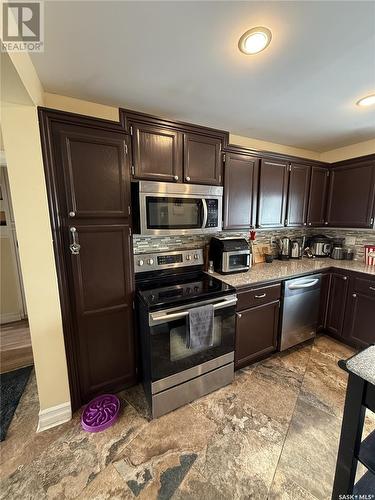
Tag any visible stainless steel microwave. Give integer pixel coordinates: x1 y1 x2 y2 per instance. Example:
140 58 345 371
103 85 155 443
132 181 223 235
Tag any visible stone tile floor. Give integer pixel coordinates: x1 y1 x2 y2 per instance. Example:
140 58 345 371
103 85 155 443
1 335 374 499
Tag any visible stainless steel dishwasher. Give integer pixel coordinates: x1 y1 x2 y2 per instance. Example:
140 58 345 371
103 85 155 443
280 274 322 351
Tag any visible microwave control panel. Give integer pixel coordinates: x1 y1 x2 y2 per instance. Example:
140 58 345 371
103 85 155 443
206 199 219 228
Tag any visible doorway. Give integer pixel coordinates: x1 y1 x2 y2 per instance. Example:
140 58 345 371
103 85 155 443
0 158 32 373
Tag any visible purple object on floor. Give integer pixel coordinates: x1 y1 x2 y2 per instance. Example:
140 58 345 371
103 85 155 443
81 394 120 432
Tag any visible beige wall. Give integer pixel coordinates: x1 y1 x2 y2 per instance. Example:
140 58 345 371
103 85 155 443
230 134 321 161
320 139 375 163
44 93 119 121
1 103 70 410
1 50 71 412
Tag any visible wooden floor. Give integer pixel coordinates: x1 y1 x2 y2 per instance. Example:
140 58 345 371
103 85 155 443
0 320 33 373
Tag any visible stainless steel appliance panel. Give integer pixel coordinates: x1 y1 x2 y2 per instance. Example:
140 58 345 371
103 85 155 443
280 275 322 351
152 362 234 418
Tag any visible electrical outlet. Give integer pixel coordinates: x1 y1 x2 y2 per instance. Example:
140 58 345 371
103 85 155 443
345 236 356 246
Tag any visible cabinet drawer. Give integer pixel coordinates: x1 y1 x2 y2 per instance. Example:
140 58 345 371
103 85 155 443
237 283 281 310
353 277 375 296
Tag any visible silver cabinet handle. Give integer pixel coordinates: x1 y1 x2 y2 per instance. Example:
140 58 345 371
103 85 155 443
343 276 348 280
173 175 179 181
308 222 312 226
69 227 81 255
69 211 76 218
353 293 357 298
369 286 375 291
236 313 242 319
186 176 191 182
254 293 266 299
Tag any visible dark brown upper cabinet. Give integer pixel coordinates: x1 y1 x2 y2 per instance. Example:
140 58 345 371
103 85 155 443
223 152 259 229
286 162 311 227
257 158 289 228
326 159 375 228
58 126 130 219
307 166 330 227
130 122 183 182
184 133 222 185
121 109 228 186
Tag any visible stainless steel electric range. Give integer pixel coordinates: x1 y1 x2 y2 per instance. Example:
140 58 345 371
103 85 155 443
134 249 237 418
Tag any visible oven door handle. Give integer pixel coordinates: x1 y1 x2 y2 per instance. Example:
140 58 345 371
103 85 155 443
149 296 237 326
202 198 208 229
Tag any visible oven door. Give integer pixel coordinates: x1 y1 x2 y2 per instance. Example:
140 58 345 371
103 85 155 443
139 193 221 235
223 250 250 272
148 295 236 383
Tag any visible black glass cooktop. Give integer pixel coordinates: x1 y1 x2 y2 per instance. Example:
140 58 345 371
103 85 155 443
136 271 234 310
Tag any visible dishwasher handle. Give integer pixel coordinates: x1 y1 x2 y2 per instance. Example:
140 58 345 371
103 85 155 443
288 279 319 290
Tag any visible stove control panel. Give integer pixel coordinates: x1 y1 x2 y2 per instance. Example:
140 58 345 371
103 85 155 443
134 249 204 273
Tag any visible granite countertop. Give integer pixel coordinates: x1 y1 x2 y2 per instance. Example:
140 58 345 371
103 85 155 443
346 345 375 386
210 258 375 288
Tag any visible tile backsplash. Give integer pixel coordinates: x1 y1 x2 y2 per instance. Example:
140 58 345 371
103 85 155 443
133 228 375 262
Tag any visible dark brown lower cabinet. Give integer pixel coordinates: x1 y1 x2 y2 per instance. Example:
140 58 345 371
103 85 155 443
317 272 331 330
235 300 280 369
343 278 375 349
325 273 350 337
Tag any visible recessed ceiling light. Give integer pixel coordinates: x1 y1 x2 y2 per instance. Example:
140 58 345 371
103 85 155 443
356 94 375 107
238 27 272 55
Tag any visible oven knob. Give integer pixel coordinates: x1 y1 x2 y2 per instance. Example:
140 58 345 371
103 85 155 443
186 255 192 261
147 258 154 265
194 254 199 260
138 259 144 267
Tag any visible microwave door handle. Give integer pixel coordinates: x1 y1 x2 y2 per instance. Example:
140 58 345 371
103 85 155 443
202 198 208 229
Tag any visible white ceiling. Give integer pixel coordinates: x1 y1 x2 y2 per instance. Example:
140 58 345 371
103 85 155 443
31 1 375 152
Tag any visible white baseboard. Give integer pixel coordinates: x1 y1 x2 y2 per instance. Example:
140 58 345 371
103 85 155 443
0 312 22 324
37 402 72 432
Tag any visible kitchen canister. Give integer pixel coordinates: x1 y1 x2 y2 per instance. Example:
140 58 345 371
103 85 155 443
364 245 375 266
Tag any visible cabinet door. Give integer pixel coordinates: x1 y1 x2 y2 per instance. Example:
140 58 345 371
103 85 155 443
235 301 279 369
58 126 130 219
69 224 135 402
257 159 289 228
326 161 375 228
286 163 311 227
317 273 331 330
183 133 222 185
325 273 349 337
307 166 329 227
223 153 259 229
131 122 183 182
343 279 375 349
344 292 375 349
